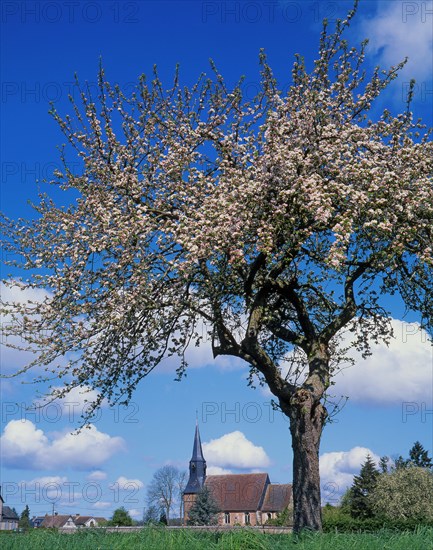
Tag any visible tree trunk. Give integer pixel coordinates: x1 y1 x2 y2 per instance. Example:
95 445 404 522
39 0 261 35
283 389 327 533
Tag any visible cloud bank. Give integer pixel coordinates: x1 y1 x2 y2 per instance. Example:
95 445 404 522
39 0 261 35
0 419 125 470
203 431 271 470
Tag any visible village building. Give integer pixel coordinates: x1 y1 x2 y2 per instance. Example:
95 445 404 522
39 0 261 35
36 512 106 528
40 513 77 528
0 489 19 530
30 516 45 528
73 514 106 527
183 423 292 526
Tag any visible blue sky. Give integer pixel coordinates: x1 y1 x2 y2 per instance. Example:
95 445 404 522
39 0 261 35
1 0 432 521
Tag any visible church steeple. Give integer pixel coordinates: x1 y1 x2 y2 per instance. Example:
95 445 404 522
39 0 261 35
184 420 206 494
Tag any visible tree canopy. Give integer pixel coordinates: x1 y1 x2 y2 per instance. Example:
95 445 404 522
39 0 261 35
187 486 220 526
146 465 186 524
370 467 433 521
1 1 432 533
345 454 379 519
110 506 133 526
18 505 31 530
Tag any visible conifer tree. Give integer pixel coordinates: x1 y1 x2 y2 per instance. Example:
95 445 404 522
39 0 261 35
187 486 220 526
349 455 379 519
409 441 433 469
378 456 389 474
18 505 31 530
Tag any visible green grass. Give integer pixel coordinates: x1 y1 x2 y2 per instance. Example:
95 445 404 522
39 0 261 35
1 526 432 550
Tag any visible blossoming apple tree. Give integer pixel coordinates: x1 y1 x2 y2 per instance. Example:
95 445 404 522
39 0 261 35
1 4 432 532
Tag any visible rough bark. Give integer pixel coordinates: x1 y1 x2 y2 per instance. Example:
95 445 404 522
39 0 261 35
281 385 327 532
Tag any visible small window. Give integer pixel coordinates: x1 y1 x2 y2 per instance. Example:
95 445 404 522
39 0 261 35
244 512 250 525
224 512 230 524
267 513 272 520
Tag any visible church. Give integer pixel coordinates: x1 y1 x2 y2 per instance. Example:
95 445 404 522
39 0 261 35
183 423 292 526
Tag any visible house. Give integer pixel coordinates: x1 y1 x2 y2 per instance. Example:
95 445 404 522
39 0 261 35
73 514 106 527
31 516 45 528
183 423 292 526
41 513 77 528
0 488 19 530
39 513 107 528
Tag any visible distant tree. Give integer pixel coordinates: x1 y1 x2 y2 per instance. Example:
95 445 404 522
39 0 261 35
187 486 220 526
147 465 187 524
176 470 187 520
159 510 168 525
18 505 31 530
387 441 433 471
370 467 433 521
378 456 389 474
110 506 133 526
393 455 408 470
143 505 161 525
347 455 379 519
408 441 433 469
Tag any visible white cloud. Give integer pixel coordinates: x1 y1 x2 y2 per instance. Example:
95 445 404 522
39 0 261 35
22 475 68 486
57 385 107 410
320 446 380 502
333 319 433 404
87 470 107 481
361 1 433 80
32 385 108 424
128 508 143 520
92 501 112 510
0 282 52 373
111 476 144 490
0 419 125 470
267 318 432 406
159 337 247 373
202 431 271 470
206 466 234 475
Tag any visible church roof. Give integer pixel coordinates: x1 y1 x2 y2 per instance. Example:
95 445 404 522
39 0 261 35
205 473 270 512
261 483 292 512
184 421 207 494
191 422 205 462
1 506 19 521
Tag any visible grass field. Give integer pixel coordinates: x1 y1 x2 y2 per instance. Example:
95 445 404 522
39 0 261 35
0 526 432 550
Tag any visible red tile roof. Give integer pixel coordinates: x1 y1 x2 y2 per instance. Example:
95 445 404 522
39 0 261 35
261 484 292 512
205 473 270 512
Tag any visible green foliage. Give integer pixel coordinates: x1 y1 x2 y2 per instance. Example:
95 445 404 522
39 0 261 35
322 503 350 523
347 455 379 519
370 466 433 521
143 505 162 525
187 486 220 526
159 511 168 525
109 506 133 526
265 506 293 526
18 505 31 530
1 525 433 549
322 515 433 533
378 456 390 474
408 441 433 469
382 441 432 471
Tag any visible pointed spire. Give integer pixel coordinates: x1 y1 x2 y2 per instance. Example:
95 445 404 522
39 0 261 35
183 418 207 494
191 421 205 462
